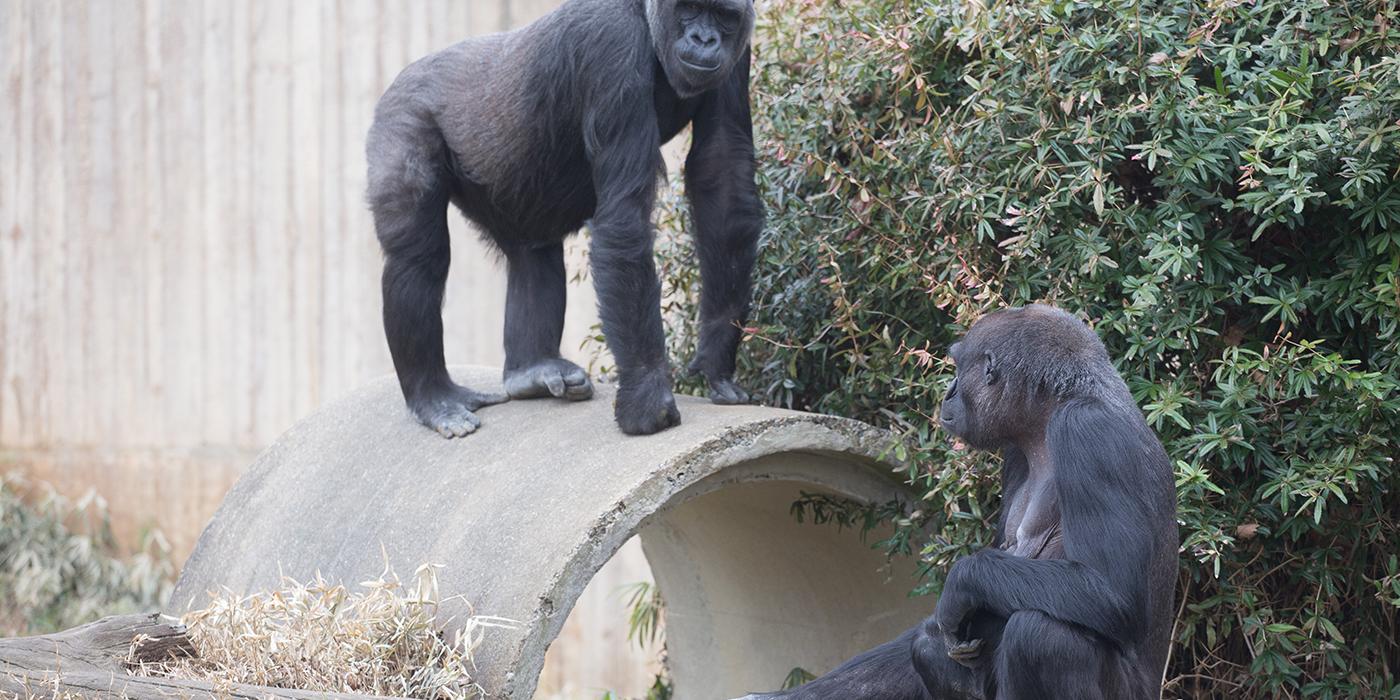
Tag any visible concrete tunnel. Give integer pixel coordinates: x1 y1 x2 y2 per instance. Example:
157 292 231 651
173 366 931 699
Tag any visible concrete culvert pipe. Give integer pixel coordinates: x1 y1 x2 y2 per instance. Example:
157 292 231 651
173 366 931 699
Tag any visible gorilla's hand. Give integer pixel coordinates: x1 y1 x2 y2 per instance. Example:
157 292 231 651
615 369 681 435
706 376 750 405
946 637 984 667
935 555 982 662
687 360 750 405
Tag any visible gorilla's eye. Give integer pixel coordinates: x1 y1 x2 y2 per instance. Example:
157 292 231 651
946 376 959 398
676 1 703 21
714 8 741 32
984 352 997 385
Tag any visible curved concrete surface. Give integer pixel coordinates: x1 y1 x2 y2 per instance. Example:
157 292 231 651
174 366 929 699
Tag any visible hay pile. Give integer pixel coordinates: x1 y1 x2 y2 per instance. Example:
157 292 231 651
134 562 513 699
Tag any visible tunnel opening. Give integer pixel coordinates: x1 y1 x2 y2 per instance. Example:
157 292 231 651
537 470 928 700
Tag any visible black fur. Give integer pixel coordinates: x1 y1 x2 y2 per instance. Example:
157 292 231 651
366 0 760 437
738 306 1177 699
739 628 934 700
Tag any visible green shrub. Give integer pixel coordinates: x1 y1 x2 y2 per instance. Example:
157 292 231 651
0 474 172 635
658 0 1399 696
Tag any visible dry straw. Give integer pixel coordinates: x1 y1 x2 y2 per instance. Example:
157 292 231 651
133 560 515 699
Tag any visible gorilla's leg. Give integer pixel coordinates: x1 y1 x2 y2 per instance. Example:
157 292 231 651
369 126 506 438
733 622 992 700
734 626 936 700
501 242 592 401
994 610 1111 700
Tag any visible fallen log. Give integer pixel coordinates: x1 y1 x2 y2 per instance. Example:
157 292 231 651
0 613 403 699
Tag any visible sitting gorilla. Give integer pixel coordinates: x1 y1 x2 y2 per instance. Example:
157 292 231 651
737 305 1178 699
367 0 761 437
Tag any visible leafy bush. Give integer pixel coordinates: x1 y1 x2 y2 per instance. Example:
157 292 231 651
658 0 1399 696
0 473 172 636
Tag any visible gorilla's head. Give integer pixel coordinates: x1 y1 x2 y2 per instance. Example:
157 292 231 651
647 0 755 98
939 331 1010 451
940 305 1109 449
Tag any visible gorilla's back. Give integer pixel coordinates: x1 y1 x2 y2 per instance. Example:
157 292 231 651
426 0 649 242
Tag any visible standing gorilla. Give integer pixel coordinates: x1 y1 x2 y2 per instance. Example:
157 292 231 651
367 0 760 437
739 305 1178 699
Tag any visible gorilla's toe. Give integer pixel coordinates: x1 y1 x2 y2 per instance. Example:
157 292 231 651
504 359 595 401
457 386 509 410
408 382 502 438
422 404 481 438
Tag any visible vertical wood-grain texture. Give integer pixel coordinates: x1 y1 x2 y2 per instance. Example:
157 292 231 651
0 0 595 544
0 2 659 696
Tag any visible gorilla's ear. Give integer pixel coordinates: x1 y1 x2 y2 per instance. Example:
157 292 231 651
984 351 997 385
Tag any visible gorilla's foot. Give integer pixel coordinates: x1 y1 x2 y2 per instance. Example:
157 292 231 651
409 383 510 438
615 369 681 436
504 359 594 401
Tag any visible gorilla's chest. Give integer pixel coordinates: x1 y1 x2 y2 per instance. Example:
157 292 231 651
1001 474 1065 559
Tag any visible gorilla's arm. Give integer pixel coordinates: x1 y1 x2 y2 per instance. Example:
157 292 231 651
683 48 762 403
936 547 1137 648
581 38 678 432
934 399 1156 649
586 95 665 376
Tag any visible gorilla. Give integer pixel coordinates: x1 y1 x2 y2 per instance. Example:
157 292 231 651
366 0 760 437
738 305 1178 699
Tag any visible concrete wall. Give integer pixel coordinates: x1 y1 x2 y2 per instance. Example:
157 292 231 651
0 1 664 697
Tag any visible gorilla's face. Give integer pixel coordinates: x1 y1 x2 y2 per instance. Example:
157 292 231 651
648 0 754 98
939 338 1007 450
942 305 1095 450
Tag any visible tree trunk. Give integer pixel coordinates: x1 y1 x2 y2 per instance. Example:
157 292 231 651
0 613 404 699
